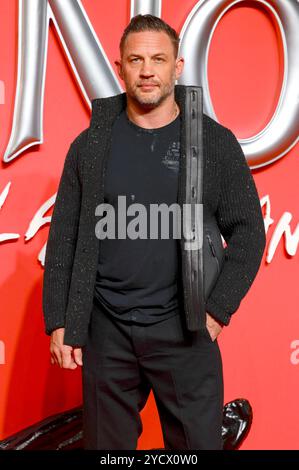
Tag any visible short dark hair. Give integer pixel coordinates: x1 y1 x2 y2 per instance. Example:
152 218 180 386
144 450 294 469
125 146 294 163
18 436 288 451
120 14 180 58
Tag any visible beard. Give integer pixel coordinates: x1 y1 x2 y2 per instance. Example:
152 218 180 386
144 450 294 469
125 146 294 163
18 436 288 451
126 72 176 110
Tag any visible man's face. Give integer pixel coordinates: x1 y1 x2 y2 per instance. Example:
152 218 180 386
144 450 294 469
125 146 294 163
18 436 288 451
115 30 184 109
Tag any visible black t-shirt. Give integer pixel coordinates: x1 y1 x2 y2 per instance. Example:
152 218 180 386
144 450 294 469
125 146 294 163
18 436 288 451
93 108 183 323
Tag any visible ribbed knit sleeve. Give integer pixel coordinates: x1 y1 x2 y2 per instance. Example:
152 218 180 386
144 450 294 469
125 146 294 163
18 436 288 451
205 129 266 326
42 142 82 335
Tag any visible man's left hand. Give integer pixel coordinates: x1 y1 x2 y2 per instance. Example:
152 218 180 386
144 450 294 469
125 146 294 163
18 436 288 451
206 312 223 341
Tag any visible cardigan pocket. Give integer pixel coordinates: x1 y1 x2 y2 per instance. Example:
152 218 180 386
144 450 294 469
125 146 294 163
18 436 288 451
203 226 225 301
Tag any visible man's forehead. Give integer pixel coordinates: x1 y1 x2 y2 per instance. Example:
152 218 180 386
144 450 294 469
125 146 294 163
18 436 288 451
127 51 167 57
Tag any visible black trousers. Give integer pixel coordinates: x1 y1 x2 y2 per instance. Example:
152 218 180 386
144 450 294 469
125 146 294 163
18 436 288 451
82 301 224 450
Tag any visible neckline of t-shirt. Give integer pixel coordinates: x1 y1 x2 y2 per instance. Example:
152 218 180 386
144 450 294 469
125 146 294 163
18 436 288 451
124 109 180 134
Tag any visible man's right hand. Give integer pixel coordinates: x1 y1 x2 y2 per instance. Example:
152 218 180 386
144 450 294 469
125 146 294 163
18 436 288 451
50 328 83 369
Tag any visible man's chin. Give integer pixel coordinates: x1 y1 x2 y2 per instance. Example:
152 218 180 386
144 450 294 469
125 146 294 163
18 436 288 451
134 91 163 108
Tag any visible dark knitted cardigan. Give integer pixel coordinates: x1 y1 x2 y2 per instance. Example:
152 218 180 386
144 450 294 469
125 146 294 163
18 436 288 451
42 85 266 346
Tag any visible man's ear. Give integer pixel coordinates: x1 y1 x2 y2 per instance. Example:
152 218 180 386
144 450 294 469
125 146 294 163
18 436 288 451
114 59 123 80
175 57 185 81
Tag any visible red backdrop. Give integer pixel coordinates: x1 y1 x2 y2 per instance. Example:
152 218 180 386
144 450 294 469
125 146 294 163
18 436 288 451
0 0 298 450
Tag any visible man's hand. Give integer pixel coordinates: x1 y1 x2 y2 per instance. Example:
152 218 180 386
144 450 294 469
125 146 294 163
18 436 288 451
206 312 223 341
50 328 83 369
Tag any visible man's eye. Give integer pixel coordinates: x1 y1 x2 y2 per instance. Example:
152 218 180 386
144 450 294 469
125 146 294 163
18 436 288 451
155 57 164 62
131 58 140 63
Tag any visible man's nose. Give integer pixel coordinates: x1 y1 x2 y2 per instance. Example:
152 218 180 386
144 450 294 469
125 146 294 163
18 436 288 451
139 60 154 76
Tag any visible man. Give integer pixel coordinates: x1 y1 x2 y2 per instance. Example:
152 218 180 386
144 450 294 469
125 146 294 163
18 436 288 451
43 15 266 450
